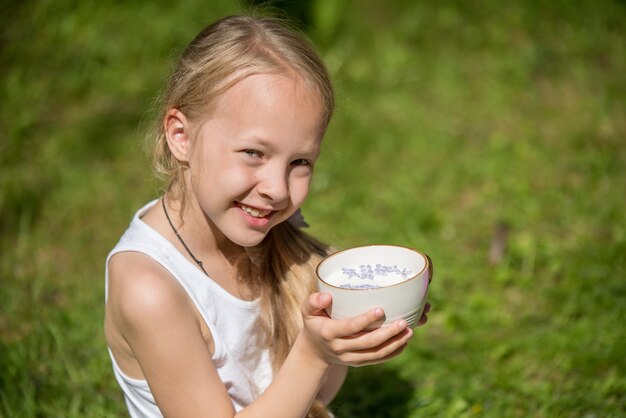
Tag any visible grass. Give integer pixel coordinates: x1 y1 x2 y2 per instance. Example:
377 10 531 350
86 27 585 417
1 0 624 417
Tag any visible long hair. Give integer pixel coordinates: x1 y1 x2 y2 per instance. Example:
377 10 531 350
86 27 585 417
150 15 335 417
152 14 334 206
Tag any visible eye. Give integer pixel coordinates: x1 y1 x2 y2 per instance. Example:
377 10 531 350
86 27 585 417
243 149 263 159
291 158 311 167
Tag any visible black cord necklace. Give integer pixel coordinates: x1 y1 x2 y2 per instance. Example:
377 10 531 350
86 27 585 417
162 198 209 276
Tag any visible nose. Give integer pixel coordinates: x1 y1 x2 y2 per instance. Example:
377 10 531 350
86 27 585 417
257 164 290 203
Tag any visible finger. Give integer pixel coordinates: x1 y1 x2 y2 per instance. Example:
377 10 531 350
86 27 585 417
358 341 410 366
354 326 412 356
333 318 409 353
416 303 431 327
301 292 332 317
426 255 434 283
321 308 386 340
340 327 413 366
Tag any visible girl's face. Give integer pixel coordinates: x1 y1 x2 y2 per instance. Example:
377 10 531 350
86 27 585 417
184 73 324 247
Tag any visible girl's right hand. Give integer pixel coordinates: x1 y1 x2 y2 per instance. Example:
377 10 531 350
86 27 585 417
298 292 413 368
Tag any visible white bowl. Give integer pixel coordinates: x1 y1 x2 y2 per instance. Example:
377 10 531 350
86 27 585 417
316 245 432 328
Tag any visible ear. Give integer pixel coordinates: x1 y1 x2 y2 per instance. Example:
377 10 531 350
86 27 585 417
164 109 192 162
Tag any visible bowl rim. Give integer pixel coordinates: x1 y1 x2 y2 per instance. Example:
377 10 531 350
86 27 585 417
316 244 432 291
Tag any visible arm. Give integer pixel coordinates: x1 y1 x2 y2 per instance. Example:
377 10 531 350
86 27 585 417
107 253 236 417
108 254 413 418
316 302 431 406
318 364 348 405
238 293 412 417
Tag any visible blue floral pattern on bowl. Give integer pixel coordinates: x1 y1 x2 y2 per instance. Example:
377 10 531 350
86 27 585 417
337 264 413 289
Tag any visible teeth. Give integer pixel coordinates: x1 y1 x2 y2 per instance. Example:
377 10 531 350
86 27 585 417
241 204 270 218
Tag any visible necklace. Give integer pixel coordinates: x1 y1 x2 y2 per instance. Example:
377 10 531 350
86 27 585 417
162 198 209 276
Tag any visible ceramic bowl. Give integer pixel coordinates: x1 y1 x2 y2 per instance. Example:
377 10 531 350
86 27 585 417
316 245 432 328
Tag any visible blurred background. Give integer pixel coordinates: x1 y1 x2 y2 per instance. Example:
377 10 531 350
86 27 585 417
1 0 624 417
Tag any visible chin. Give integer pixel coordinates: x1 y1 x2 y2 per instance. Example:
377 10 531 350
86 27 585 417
229 230 270 248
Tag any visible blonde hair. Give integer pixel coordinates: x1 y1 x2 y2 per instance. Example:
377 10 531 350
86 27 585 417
151 15 334 417
153 14 334 202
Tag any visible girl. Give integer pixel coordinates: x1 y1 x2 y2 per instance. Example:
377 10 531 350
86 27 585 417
104 14 429 418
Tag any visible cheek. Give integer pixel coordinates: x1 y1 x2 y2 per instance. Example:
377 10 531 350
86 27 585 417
227 166 257 189
194 155 253 191
290 177 312 205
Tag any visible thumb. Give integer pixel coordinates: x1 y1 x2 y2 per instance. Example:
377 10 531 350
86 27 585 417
302 292 332 317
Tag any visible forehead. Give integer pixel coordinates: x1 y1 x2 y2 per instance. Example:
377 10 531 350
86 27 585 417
205 73 325 143
219 72 322 114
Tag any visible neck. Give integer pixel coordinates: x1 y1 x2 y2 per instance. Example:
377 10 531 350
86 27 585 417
163 193 244 268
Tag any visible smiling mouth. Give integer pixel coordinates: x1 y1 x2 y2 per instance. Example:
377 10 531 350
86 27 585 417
239 203 272 218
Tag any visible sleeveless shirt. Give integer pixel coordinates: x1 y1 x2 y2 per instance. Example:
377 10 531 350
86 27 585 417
105 200 273 417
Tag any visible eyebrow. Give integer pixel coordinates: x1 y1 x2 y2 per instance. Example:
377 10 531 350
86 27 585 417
249 138 275 150
233 137 277 154
239 137 319 155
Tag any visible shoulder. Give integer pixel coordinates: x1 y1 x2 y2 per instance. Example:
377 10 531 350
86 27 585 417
107 251 196 333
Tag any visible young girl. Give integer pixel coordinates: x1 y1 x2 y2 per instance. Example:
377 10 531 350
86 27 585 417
104 14 429 418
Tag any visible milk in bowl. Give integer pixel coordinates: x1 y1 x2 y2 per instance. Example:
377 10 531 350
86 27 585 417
324 263 415 289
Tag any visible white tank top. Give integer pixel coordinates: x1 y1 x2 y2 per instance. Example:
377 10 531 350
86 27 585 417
105 200 273 417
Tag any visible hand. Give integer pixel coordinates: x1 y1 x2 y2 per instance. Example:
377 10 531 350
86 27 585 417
298 292 414 368
416 302 431 327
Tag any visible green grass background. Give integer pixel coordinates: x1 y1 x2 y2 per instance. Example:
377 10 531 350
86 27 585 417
1 0 624 417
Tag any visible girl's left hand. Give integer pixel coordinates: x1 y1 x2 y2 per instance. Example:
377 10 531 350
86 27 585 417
416 302 431 327
298 293 414 368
